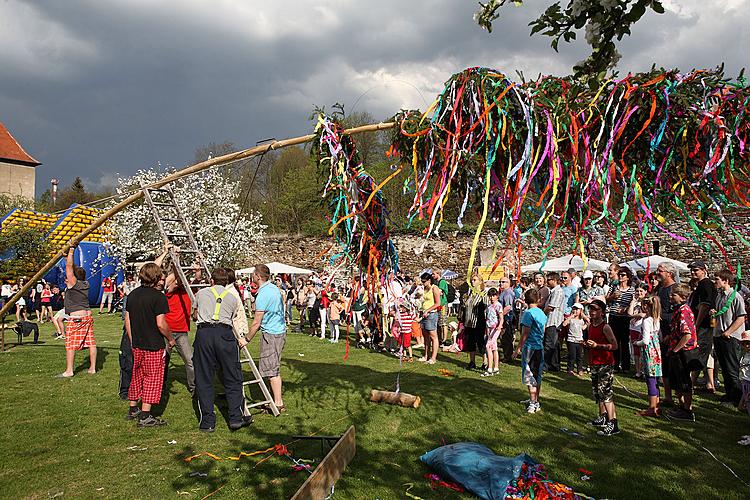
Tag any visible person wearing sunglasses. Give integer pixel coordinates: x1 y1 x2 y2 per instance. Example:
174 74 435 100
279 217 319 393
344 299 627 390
606 267 635 372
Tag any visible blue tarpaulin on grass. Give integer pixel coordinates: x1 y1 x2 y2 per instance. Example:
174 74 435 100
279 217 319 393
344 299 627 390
421 442 536 500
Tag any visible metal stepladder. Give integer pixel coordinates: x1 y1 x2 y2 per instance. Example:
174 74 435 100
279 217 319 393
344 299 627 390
141 184 280 417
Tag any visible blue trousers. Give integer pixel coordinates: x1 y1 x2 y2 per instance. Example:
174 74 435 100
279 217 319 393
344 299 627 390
193 325 244 429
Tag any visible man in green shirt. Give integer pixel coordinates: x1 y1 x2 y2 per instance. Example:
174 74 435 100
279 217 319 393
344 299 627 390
433 269 450 345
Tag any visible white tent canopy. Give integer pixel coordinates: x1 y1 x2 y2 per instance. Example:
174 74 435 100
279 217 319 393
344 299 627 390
521 254 611 273
236 261 314 276
623 255 689 273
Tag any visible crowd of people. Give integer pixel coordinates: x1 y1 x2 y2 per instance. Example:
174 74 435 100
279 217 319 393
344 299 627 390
3 251 749 440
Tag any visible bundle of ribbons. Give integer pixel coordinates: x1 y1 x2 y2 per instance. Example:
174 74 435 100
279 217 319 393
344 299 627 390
505 463 590 499
388 66 750 276
312 113 400 303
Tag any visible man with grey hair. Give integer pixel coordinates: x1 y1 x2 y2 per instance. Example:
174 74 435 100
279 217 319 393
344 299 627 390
656 261 677 404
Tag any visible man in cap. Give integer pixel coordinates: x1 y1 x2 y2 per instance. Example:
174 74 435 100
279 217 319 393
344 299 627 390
567 267 582 289
688 261 717 392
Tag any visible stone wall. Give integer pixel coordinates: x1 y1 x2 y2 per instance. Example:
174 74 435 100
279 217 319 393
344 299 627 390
250 216 750 279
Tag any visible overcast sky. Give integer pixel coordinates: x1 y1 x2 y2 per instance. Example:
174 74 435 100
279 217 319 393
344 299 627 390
1 0 748 196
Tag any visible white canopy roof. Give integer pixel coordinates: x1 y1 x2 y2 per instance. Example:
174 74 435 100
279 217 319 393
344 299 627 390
236 261 314 275
623 255 689 273
521 254 611 273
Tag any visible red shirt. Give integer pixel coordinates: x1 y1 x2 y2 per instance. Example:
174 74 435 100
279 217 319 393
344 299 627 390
669 303 697 351
102 278 115 293
588 321 615 366
397 309 415 335
165 288 191 333
321 290 330 308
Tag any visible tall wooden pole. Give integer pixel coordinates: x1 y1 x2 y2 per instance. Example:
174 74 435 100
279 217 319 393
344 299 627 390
0 121 396 341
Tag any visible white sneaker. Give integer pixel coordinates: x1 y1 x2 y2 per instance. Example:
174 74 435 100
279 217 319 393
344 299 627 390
526 401 540 413
481 371 493 377
492 368 500 374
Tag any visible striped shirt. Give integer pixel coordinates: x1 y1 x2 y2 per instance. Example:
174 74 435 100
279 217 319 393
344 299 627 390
397 309 416 335
608 286 635 316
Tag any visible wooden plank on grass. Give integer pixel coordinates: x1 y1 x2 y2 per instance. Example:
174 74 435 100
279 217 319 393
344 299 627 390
291 426 356 500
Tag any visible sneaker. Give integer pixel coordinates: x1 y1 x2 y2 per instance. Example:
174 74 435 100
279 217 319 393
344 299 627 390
597 420 621 436
125 408 142 420
589 414 607 427
137 415 167 427
636 408 660 418
526 401 541 414
229 415 253 431
737 438 750 446
466 362 476 370
199 426 215 433
666 408 696 422
481 371 493 377
492 368 500 374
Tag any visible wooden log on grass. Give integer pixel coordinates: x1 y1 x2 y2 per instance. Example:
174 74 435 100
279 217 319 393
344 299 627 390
369 389 421 408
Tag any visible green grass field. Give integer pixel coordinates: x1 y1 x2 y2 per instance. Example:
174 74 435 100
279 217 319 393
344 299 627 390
1 313 748 499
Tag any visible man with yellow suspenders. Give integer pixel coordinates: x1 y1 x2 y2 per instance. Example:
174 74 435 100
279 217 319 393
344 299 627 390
192 268 251 432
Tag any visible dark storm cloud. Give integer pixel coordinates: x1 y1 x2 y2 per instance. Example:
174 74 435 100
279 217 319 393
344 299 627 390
0 0 746 196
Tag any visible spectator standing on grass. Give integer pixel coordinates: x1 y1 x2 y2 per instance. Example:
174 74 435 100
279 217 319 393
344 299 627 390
543 273 565 372
418 272 442 365
713 269 747 408
628 284 648 378
328 292 343 343
56 247 96 378
563 303 587 376
606 267 635 372
318 285 330 339
0 280 12 312
241 264 287 413
40 283 53 323
295 278 307 331
634 296 662 417
657 262 678 405
514 288 547 414
534 272 550 309
99 274 116 314
482 288 503 377
688 261 717 392
665 283 699 422
498 276 516 363
459 274 488 370
124 263 175 427
585 299 620 436
578 270 605 314
432 269 450 346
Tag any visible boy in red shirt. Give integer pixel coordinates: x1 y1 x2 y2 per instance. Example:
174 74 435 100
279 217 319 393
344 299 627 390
666 283 699 422
585 299 620 436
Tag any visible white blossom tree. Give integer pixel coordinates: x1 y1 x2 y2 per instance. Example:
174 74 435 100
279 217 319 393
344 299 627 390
106 167 266 267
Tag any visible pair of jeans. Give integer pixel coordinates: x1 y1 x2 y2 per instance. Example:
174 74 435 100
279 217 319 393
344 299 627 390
566 341 583 373
714 335 742 405
169 332 195 394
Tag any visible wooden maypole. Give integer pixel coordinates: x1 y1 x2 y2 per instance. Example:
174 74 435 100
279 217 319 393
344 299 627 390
0 121 396 349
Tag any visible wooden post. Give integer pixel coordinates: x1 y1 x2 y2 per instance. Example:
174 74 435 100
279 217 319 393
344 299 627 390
292 425 356 500
0 121 397 336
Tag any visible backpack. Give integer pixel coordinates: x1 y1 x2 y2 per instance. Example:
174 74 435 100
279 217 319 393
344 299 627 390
447 283 457 303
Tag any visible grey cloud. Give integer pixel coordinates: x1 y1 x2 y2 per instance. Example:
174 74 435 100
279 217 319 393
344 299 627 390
0 1 746 197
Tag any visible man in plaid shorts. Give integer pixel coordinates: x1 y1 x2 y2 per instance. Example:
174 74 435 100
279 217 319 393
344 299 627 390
56 247 96 378
124 262 175 427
